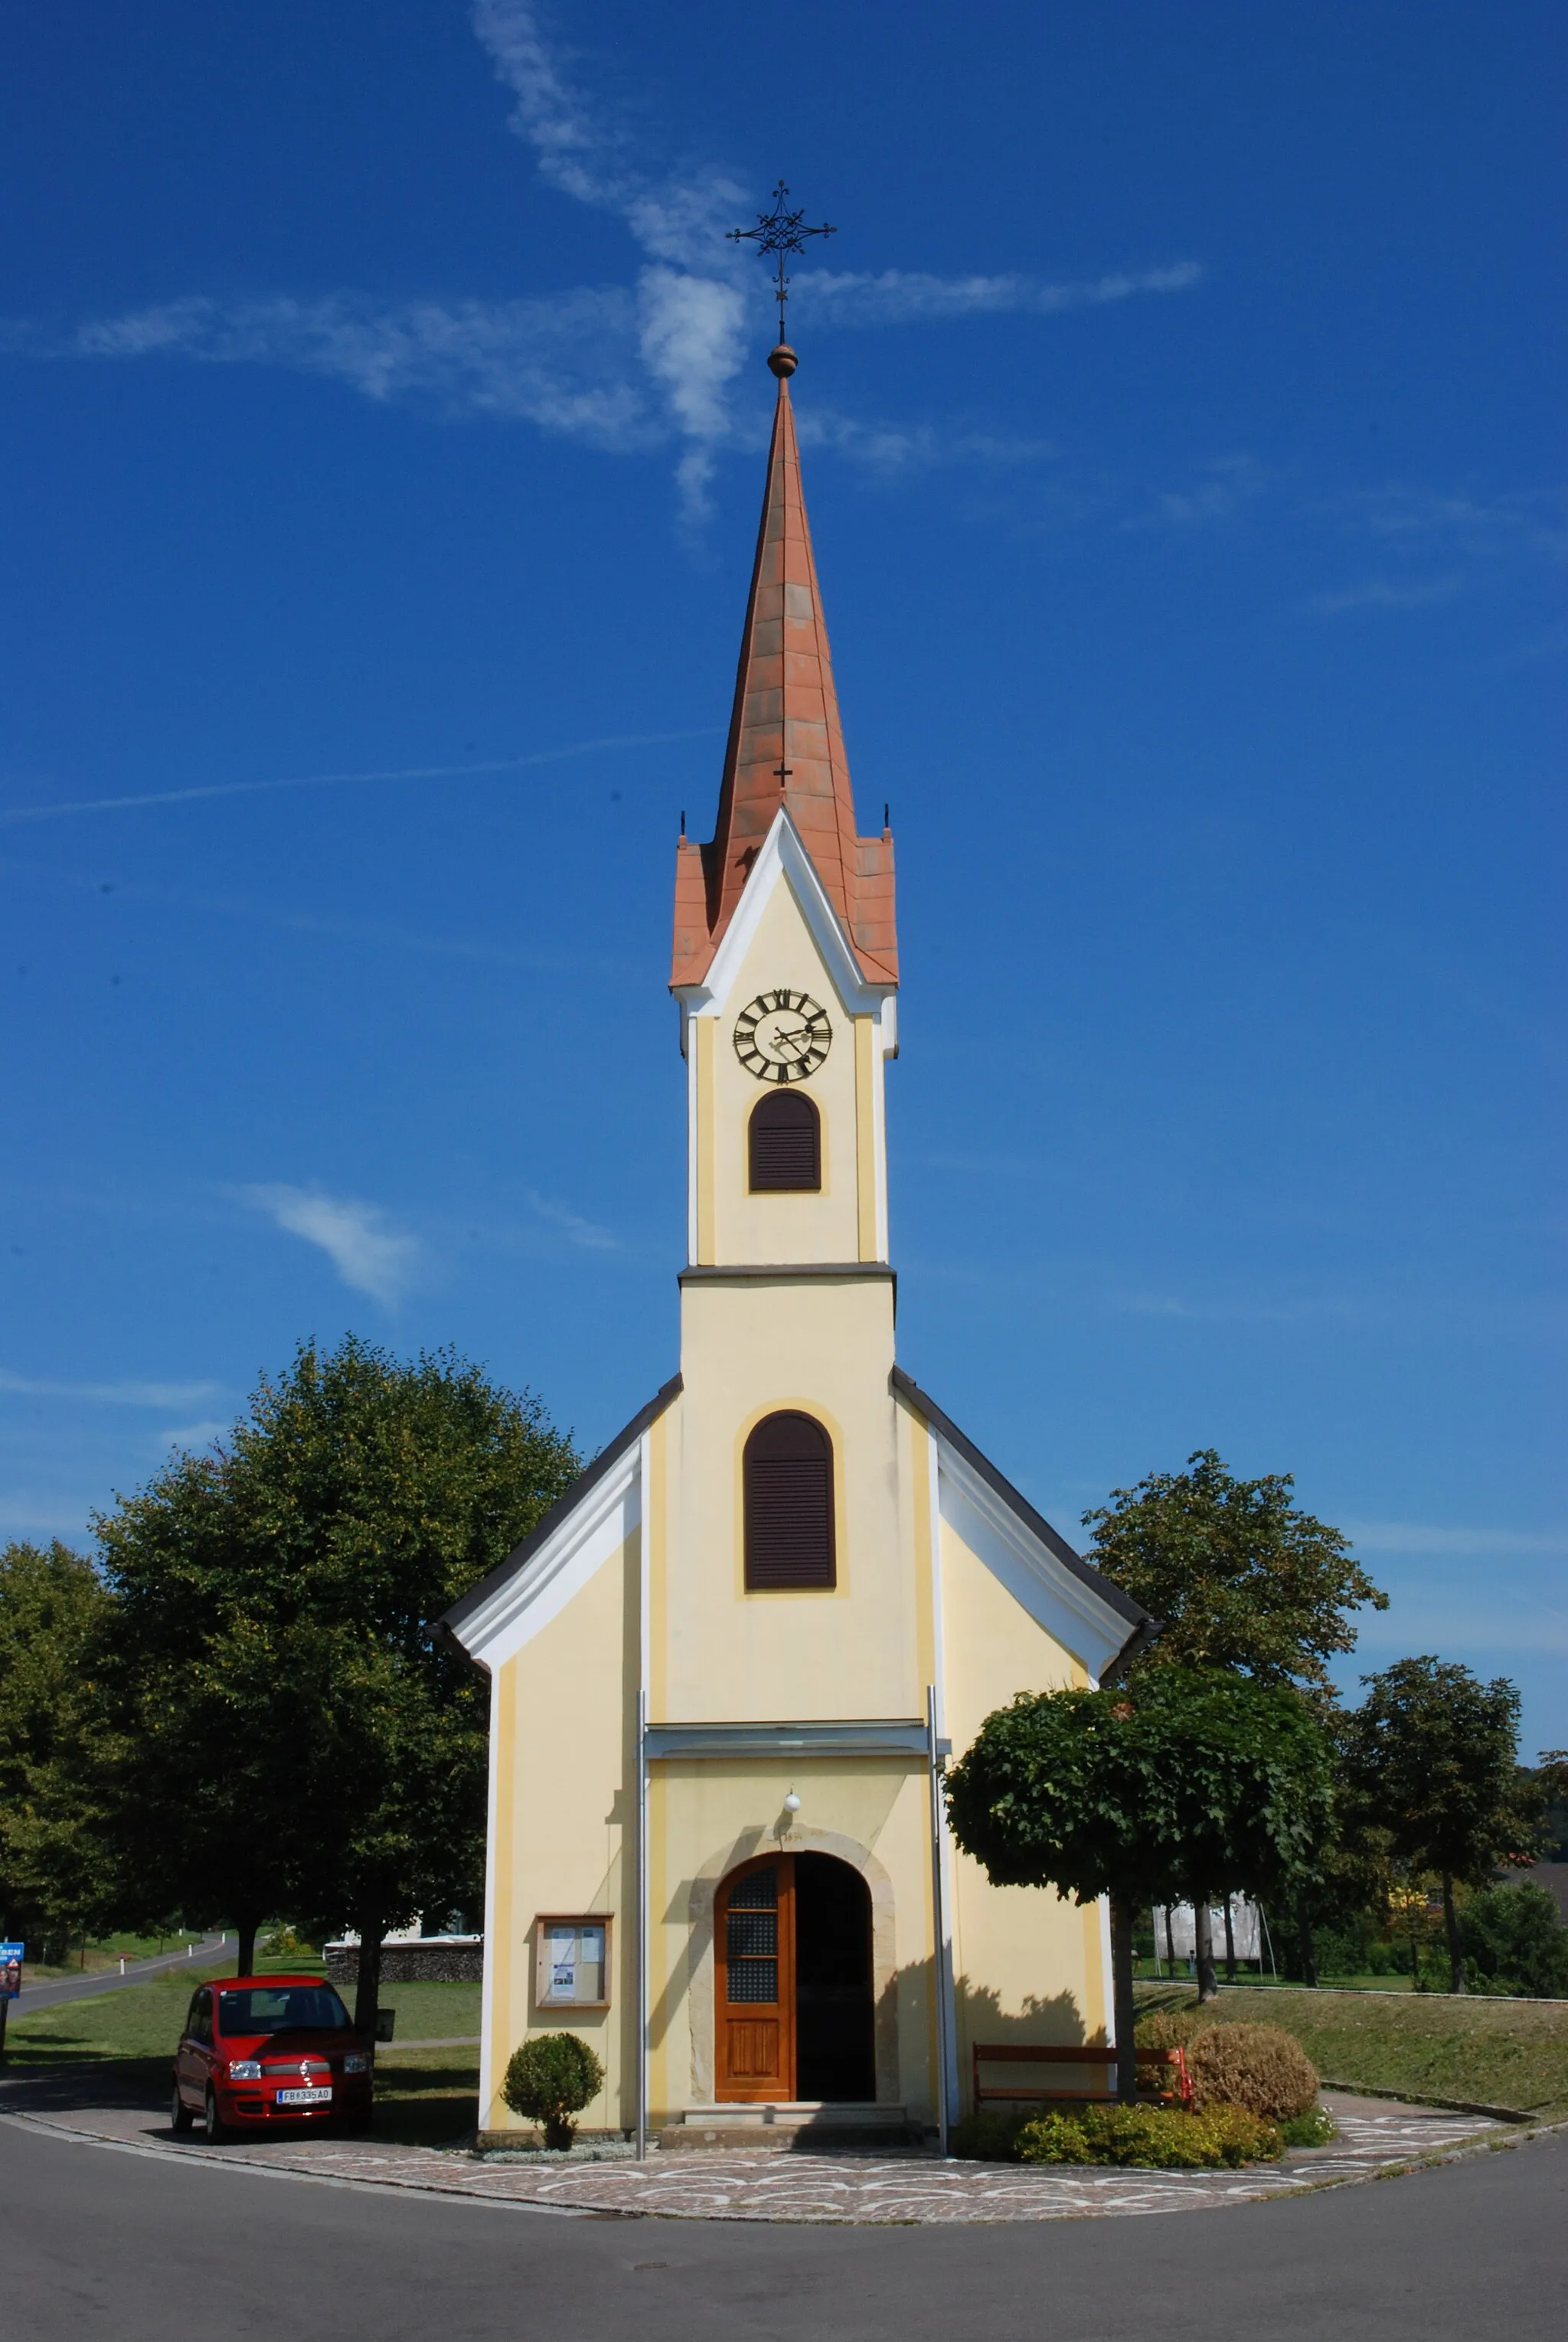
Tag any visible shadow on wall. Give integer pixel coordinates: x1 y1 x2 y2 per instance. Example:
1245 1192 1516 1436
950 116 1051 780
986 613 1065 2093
952 1981 1087 2047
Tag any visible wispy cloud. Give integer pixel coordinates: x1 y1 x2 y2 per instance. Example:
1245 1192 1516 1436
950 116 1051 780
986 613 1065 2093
155 1419 228 1456
792 262 1202 327
1144 453 1266 527
1343 1519 1568 1557
1308 573 1462 616
3 2 1202 523
1349 485 1568 561
0 726 714 826
524 1191 619 1250
60 287 647 443
1112 1287 1363 1325
0 1367 224 1409
238 1184 423 1305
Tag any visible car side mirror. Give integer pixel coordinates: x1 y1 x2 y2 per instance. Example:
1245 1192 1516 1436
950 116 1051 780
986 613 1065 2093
374 2009 396 2043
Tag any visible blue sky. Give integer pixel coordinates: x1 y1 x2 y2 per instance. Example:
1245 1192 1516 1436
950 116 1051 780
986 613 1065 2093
2 2 1563 1750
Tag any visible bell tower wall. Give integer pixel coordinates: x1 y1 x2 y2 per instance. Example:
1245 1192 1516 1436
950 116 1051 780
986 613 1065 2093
684 863 891 1269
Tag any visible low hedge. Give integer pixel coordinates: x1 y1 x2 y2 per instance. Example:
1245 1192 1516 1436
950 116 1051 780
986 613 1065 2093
1017 2104 1283 2169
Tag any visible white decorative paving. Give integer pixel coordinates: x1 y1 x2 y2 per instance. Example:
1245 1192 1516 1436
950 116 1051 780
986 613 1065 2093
0 2084 1508 2223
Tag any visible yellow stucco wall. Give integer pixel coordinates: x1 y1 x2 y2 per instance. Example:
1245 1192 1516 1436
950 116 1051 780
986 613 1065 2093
697 873 884 1267
479 1399 1112 2131
665 1282 910 1720
479 1530 639 2134
938 1497 1109 2071
645 1762 939 2122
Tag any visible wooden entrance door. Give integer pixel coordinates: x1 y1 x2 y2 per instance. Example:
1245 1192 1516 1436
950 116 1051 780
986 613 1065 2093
714 1856 795 2101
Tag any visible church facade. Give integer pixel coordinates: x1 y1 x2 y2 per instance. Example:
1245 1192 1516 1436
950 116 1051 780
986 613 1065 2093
439 342 1152 2145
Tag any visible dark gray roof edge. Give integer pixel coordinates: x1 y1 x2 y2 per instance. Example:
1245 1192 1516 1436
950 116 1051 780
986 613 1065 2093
435 1374 683 1654
679 1263 896 1283
890 1366 1153 1648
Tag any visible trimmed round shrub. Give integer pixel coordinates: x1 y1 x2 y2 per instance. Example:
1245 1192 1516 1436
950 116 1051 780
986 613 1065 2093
501 2031 606 2150
1017 2104 1283 2169
1183 2024 1318 2120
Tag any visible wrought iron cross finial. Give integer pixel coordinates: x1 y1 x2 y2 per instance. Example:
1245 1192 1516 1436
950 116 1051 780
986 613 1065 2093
727 180 836 338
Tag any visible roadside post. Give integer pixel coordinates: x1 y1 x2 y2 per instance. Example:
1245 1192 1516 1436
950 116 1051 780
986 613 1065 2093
0 1942 23 2065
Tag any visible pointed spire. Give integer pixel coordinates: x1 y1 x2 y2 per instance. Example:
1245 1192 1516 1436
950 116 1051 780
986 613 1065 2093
671 350 897 989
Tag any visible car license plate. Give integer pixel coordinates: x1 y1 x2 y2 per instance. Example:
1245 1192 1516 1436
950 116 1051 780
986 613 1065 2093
275 2085 332 2105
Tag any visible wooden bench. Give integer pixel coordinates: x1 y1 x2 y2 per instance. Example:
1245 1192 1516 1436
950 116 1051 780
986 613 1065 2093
971 2041 1192 2112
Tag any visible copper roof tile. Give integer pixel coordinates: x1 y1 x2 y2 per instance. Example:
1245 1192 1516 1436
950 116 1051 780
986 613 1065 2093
670 364 898 990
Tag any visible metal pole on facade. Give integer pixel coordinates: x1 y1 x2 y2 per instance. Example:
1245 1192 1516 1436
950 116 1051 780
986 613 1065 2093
635 1688 648 2159
926 1684 951 2155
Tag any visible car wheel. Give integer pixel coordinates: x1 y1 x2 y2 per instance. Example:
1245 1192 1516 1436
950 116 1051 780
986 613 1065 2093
204 2088 227 2144
339 2107 372 2138
170 2081 194 2135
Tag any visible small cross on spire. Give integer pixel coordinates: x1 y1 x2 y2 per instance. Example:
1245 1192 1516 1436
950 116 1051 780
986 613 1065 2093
727 181 837 344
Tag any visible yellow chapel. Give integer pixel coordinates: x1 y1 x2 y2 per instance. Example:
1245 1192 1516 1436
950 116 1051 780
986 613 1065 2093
439 339 1153 2148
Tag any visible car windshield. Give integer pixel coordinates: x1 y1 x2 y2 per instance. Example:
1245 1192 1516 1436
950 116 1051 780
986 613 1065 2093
217 1986 352 2036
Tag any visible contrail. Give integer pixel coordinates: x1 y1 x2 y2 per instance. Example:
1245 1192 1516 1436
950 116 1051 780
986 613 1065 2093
0 728 717 825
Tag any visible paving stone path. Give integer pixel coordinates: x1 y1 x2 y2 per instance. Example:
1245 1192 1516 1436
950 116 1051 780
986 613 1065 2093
0 2076 1507 2223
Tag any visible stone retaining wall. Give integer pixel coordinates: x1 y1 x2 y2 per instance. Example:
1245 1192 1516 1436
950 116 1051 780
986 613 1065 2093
323 1936 483 1985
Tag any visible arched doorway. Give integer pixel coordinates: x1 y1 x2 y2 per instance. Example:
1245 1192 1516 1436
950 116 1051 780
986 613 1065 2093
714 1852 875 2102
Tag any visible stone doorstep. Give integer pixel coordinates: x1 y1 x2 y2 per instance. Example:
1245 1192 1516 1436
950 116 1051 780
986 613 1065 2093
662 2102 924 2152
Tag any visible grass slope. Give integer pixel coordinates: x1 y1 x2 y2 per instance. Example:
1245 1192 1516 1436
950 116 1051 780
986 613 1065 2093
5 1971 479 2068
1136 1984 1568 2121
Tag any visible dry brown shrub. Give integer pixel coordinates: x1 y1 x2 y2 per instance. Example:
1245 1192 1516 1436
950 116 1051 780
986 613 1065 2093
1183 2024 1318 2119
1135 2004 1217 2052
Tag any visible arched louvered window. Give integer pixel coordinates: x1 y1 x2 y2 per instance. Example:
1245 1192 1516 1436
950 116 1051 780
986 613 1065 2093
743 1411 835 1590
748 1089 821 1192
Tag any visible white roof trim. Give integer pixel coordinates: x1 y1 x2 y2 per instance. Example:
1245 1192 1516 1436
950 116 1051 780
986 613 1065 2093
448 1436 642 1672
674 807 897 1047
936 1436 1129 1685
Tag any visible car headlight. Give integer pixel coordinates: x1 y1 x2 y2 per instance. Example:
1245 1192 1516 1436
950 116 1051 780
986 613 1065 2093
342 2053 371 2075
227 2059 263 2080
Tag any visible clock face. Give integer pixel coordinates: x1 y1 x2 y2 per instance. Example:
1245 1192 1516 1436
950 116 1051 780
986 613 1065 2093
733 989 833 1084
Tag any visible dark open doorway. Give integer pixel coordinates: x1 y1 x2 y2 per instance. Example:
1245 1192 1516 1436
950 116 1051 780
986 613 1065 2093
792 1853 874 2102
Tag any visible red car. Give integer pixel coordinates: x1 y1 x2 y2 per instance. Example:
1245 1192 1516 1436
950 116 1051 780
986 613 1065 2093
172 1973 374 2143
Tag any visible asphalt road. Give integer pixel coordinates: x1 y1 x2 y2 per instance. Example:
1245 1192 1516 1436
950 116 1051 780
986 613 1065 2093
10 1936 231 2015
2 2117 1564 2342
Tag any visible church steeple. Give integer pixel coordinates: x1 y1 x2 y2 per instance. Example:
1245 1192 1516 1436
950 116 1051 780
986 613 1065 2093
671 347 898 991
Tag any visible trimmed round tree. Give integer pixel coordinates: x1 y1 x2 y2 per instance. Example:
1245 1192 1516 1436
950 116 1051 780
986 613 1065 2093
945 1667 1332 2102
501 2032 606 2149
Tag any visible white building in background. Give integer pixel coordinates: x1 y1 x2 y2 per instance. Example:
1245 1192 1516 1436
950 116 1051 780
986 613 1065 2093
1153 1899 1266 1965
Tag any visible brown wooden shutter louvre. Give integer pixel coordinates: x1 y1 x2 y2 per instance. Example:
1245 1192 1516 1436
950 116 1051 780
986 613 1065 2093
749 1089 821 1191
744 1411 835 1589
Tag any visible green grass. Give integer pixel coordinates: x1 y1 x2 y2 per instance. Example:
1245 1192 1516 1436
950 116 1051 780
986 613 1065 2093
369 1981 480 2043
371 2044 480 2146
4 1969 479 2068
1135 1982 1568 2120
2 1968 481 2147
4 1962 237 2066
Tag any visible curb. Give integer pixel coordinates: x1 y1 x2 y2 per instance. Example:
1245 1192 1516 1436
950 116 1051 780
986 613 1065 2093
0 2108 609 2218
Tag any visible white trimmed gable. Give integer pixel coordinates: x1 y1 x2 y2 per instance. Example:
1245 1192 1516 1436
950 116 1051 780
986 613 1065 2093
673 807 898 1057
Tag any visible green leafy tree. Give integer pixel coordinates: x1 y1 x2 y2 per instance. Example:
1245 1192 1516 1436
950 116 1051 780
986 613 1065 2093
0 1540 117 1957
1459 1883 1568 2000
96 1336 578 2020
1083 1449 1385 1992
1082 1449 1387 1696
1339 1657 1539 1994
945 1669 1333 2100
